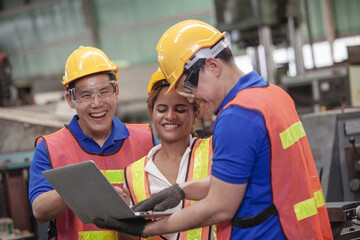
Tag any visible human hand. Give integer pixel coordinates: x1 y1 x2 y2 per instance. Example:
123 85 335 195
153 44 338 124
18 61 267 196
93 217 150 237
133 183 185 212
114 186 131 205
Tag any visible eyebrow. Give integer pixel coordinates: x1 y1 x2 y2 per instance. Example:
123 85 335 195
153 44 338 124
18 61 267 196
77 85 111 93
175 104 189 108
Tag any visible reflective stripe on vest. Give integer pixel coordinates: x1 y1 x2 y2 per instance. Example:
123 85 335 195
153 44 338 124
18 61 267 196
127 138 220 240
128 157 148 203
279 121 326 221
128 157 150 204
294 190 326 221
39 124 154 240
192 138 211 181
183 138 218 240
279 121 306 149
186 139 211 240
78 231 118 240
221 83 333 239
280 120 327 221
100 170 124 184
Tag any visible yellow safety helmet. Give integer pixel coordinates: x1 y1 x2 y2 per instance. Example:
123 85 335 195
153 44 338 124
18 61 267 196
147 68 167 96
62 46 118 89
156 19 226 93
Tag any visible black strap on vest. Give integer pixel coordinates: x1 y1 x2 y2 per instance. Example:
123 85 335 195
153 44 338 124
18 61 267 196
47 220 57 239
232 204 278 228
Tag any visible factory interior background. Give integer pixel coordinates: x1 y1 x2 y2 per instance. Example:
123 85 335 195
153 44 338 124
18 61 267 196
1 0 360 239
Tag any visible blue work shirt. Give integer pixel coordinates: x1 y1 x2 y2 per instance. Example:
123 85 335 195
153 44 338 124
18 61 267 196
29 115 132 204
212 71 286 239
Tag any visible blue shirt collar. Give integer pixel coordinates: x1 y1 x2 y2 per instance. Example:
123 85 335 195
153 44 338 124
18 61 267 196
214 71 267 115
67 115 130 142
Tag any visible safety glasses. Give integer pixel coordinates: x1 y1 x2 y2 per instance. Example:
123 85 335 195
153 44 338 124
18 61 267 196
69 81 117 103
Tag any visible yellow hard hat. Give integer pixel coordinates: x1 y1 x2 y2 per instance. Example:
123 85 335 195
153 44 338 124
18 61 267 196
147 68 166 96
62 46 118 89
156 20 226 93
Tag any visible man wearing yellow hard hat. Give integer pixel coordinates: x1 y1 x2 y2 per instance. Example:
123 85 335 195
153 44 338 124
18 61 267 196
28 46 155 239
95 20 333 240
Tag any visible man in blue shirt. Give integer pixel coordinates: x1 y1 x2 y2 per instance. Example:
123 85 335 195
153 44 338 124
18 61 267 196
94 20 332 239
29 46 155 239
210 71 285 239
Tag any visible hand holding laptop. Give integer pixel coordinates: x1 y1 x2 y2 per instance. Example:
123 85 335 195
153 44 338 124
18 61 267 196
94 216 150 237
42 161 173 224
114 186 131 205
133 183 185 212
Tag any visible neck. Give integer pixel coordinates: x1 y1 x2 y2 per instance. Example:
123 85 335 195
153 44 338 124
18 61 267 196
152 137 191 184
79 125 111 148
92 132 111 148
155 137 190 163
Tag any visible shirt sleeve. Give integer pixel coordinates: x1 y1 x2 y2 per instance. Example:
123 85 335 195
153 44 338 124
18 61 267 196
211 105 268 184
28 140 54 204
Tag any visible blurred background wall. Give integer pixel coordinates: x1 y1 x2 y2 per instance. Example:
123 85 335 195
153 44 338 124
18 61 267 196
1 0 360 239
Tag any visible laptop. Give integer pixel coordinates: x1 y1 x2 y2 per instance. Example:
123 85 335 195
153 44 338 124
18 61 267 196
42 160 173 224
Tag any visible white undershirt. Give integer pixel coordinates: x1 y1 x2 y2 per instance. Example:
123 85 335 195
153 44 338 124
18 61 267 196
125 135 196 240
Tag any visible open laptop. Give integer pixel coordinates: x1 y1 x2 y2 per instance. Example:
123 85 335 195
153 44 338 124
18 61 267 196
42 160 173 224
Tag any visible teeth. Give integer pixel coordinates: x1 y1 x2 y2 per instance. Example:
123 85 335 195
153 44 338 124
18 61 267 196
90 112 106 118
164 124 178 128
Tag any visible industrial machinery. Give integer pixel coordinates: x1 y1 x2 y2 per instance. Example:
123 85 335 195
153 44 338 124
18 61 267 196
213 0 301 47
282 65 360 114
0 107 71 240
0 53 12 107
327 202 360 240
302 108 360 239
0 53 35 107
302 108 360 201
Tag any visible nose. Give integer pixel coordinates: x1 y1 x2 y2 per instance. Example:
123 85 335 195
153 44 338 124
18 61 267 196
165 109 176 120
91 91 103 106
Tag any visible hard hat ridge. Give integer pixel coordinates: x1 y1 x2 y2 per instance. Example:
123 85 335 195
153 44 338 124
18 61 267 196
156 20 226 94
62 46 118 89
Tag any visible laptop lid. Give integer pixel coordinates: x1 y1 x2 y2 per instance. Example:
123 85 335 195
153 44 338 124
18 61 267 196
42 160 172 224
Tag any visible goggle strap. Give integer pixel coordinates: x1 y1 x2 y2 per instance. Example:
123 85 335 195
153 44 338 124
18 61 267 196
185 38 231 70
68 88 76 101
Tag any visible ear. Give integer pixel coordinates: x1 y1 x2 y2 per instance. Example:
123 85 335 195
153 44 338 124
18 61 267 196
204 58 221 77
65 92 76 109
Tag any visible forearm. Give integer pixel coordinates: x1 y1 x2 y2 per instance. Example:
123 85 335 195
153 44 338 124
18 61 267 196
93 177 245 237
180 176 210 201
32 190 67 223
144 196 228 236
144 176 245 237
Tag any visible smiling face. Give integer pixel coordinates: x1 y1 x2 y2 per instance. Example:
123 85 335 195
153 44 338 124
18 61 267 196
176 61 223 113
66 73 119 140
150 86 199 144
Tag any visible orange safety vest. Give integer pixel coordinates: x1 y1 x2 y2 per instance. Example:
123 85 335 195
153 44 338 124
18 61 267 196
125 137 231 240
36 123 155 240
221 83 333 239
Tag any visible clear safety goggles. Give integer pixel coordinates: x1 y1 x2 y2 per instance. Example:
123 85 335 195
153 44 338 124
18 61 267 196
69 81 117 103
176 38 231 98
